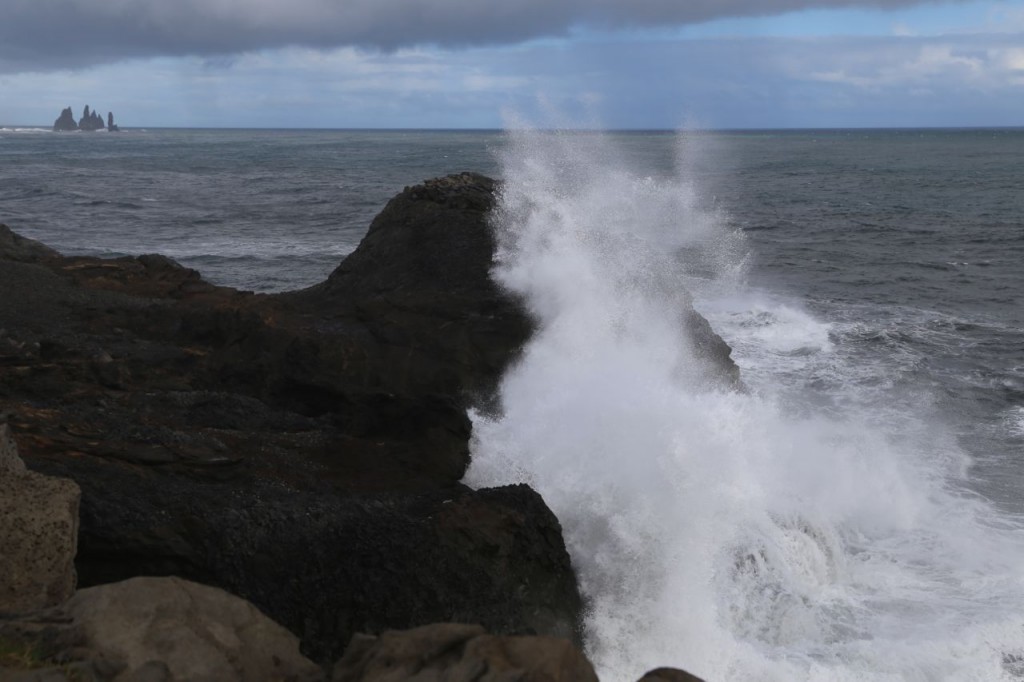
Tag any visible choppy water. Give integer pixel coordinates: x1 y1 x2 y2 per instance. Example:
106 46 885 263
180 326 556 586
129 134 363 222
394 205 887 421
2 125 1023 680
0 127 498 290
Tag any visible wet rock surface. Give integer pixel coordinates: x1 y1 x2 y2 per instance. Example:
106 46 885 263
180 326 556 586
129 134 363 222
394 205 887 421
0 173 736 664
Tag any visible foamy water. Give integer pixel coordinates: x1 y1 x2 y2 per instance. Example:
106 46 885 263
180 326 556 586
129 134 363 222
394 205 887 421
465 130 1024 681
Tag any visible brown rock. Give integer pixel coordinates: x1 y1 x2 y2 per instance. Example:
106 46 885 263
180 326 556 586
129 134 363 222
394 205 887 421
0 424 80 613
63 576 324 682
331 622 598 682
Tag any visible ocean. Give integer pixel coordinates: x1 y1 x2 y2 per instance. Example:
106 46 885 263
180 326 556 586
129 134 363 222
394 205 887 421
2 125 1023 680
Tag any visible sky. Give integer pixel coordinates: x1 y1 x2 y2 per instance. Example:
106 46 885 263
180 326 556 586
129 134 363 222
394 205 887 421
0 0 1021 129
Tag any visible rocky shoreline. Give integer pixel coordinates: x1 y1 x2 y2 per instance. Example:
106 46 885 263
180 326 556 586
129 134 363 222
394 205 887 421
0 173 731 680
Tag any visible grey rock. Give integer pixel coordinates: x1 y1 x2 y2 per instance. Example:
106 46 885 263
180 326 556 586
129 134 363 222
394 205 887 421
331 623 598 682
64 576 324 682
0 426 80 613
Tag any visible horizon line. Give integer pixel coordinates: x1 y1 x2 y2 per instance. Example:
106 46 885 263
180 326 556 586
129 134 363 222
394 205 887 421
3 124 1024 134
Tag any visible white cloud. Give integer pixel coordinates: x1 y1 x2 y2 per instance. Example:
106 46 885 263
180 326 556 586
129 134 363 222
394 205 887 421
2 29 1020 129
993 47 1024 71
0 0 978 73
800 38 1021 92
463 73 533 92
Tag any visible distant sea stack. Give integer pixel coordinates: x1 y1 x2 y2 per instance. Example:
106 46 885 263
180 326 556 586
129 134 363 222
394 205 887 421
52 106 77 131
52 105 120 132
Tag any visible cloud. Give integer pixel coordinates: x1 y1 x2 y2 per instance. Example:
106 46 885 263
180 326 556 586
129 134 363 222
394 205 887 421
792 37 1021 92
0 0 973 73
7 29 1019 130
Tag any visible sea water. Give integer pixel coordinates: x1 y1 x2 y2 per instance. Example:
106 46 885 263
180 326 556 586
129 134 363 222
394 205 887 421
2 125 1023 680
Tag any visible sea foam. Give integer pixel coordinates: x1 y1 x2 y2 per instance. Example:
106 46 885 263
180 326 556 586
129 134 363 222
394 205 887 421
466 129 1024 681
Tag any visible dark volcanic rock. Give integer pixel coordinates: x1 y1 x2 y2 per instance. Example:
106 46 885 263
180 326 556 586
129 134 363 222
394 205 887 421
79 105 105 132
52 107 78 132
0 224 60 262
0 175 591 663
292 172 739 396
33 452 582 663
637 667 707 682
52 105 120 132
289 173 532 404
0 173 737 664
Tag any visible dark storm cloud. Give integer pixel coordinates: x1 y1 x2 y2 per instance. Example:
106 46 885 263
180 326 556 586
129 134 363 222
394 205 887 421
1 0 966 72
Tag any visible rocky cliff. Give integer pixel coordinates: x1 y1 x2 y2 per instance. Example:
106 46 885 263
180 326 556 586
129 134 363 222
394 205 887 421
0 173 738 665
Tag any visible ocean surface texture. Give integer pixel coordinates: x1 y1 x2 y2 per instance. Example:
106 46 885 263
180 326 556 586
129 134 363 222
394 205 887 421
2 126 1023 681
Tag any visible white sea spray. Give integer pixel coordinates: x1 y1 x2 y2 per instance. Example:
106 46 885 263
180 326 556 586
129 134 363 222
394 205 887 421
466 128 1024 681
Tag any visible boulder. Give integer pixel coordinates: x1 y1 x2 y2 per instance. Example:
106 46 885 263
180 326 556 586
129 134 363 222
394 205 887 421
0 424 80 613
0 576 324 682
331 623 598 682
64 576 324 682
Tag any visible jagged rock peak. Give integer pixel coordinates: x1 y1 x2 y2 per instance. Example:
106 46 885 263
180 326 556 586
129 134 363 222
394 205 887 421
52 105 120 132
53 106 78 132
79 105 105 131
